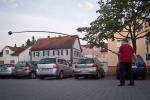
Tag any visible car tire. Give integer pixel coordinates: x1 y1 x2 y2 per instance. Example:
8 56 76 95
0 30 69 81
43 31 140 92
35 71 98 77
39 76 44 80
30 72 36 79
74 76 79 79
58 71 64 79
142 74 146 80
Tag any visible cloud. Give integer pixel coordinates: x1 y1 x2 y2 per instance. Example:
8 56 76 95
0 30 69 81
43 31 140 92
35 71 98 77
78 1 94 11
1 0 19 8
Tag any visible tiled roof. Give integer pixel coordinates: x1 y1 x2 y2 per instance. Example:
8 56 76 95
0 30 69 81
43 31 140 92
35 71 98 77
4 46 30 56
31 35 78 51
10 46 30 56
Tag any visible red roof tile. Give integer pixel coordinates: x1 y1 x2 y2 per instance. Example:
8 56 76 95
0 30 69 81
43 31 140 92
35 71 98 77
31 35 78 51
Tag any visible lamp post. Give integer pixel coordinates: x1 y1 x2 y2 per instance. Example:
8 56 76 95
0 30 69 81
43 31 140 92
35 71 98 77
8 30 117 54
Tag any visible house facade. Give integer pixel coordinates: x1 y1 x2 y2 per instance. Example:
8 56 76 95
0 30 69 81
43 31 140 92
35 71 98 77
0 45 31 64
30 36 82 64
108 24 150 75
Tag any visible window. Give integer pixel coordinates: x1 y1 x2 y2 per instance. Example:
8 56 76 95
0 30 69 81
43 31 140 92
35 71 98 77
36 51 39 56
39 58 56 64
5 50 9 55
146 53 150 60
33 52 35 57
61 50 63 55
53 50 55 56
57 50 60 56
46 51 49 56
43 51 45 56
66 50 68 55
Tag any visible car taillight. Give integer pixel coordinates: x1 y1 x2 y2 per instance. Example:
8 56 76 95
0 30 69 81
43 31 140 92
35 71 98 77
24 65 30 71
92 64 97 68
53 64 59 68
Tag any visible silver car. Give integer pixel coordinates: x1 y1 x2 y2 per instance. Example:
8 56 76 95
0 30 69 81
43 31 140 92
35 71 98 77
37 57 73 79
0 64 15 78
74 58 105 79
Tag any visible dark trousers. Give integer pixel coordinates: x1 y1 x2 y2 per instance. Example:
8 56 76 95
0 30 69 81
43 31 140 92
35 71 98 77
119 62 134 85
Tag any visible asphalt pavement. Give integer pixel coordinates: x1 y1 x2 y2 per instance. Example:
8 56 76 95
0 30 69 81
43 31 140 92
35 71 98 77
0 76 150 100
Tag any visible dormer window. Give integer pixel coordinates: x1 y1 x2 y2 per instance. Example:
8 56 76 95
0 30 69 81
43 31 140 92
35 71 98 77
5 50 9 55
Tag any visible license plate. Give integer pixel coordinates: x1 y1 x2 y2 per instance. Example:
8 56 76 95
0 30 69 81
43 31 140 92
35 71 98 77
81 70 88 73
41 68 51 71
132 65 137 68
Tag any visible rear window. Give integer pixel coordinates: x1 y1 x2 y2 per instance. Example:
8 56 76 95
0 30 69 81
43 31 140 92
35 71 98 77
3 64 13 67
77 58 94 64
16 62 27 67
39 58 56 64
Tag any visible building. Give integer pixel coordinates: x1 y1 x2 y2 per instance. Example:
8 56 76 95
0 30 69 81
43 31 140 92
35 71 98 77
0 45 31 64
108 24 150 75
81 44 108 72
30 35 82 64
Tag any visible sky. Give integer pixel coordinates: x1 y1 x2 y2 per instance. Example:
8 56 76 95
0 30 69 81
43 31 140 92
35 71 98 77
0 0 99 50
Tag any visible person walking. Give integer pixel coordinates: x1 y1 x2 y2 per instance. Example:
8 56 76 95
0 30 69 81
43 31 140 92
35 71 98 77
118 38 135 86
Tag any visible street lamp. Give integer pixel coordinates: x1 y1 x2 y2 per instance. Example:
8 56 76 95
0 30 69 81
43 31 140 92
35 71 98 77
8 30 117 54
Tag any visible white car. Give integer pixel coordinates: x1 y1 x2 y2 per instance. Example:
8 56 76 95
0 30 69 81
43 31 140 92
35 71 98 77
0 64 15 78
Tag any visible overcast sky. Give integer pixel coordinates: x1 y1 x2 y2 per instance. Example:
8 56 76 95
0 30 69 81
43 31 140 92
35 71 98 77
0 0 99 50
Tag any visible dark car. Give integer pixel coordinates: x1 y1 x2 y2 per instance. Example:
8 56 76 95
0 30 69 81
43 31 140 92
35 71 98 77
0 64 15 78
116 55 147 80
74 58 105 79
14 61 37 79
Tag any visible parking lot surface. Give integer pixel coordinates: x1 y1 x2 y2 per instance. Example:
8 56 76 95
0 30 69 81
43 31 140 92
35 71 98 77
0 76 150 100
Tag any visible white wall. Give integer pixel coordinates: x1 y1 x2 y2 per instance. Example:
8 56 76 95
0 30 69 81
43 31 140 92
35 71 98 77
73 38 81 50
18 47 31 62
31 49 71 61
0 47 18 64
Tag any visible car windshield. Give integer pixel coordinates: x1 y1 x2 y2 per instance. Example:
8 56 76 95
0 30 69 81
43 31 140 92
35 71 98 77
2 64 13 67
16 62 27 67
77 58 94 64
39 58 56 64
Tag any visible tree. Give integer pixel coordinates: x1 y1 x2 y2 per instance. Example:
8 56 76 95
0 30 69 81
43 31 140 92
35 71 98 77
26 39 32 46
31 36 36 45
77 0 150 53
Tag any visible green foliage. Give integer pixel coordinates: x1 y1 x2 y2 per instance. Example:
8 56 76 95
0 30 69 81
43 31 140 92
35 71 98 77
77 0 150 52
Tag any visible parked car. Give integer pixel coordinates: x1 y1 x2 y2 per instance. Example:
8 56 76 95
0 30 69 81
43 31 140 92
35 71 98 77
37 57 73 79
74 58 105 79
0 64 15 78
116 55 147 80
14 61 37 79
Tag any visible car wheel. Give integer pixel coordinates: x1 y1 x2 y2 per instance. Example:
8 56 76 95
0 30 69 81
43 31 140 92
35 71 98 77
96 71 100 79
30 72 36 79
74 76 79 79
39 76 44 80
142 74 146 80
58 71 64 79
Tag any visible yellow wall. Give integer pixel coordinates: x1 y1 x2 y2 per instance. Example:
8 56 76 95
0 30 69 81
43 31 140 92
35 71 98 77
108 31 150 74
